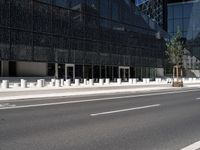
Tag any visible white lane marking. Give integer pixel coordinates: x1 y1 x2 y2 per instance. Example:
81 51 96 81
0 89 199 110
90 104 161 116
181 141 200 150
0 103 16 108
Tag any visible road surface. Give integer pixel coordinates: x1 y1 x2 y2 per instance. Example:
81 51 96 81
0 88 200 150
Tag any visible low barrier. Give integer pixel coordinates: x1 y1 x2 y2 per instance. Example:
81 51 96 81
1 77 200 90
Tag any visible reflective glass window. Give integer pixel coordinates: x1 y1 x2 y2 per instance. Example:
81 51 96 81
100 0 110 18
112 1 119 21
70 0 81 7
86 0 98 9
53 0 69 8
183 18 190 32
174 5 183 19
168 19 174 33
183 3 193 18
174 19 183 33
168 6 173 19
38 0 52 4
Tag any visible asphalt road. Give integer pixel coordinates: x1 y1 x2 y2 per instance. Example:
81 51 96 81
0 89 200 150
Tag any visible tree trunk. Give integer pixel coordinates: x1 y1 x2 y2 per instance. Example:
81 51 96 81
176 65 179 82
173 66 175 82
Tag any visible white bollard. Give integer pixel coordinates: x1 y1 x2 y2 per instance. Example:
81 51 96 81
89 79 94 86
143 78 147 84
20 79 27 88
156 78 161 83
49 81 54 87
75 79 80 86
41 79 46 87
1 80 9 89
13 83 20 88
133 78 137 84
105 78 110 85
60 79 64 87
99 79 104 86
117 78 122 85
83 79 87 85
146 78 150 84
51 79 55 83
65 79 71 86
129 78 133 84
37 79 43 88
55 79 60 87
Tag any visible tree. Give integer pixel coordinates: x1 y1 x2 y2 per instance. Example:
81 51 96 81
166 29 185 86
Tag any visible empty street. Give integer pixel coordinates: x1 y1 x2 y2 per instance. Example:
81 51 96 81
1 89 200 150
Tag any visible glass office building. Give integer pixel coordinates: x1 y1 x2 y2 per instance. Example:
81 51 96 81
168 0 200 72
0 0 165 80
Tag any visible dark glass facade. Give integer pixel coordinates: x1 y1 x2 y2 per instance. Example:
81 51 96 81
0 0 165 79
168 0 200 70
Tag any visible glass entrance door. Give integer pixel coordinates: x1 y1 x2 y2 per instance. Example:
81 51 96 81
65 64 75 81
119 66 130 82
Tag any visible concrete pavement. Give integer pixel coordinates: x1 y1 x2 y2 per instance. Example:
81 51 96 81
0 89 200 150
0 83 200 101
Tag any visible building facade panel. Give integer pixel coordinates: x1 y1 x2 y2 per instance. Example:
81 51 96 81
0 0 165 79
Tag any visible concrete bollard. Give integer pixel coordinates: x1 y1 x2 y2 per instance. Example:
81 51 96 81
65 79 71 86
117 78 122 85
42 79 46 87
55 79 61 87
51 79 55 83
99 79 104 86
105 78 110 85
146 78 150 84
49 81 54 87
75 79 80 86
37 79 43 88
20 79 27 88
60 79 64 87
83 79 87 85
13 83 20 88
133 78 137 84
89 79 94 86
142 78 147 84
1 80 9 89
129 78 133 84
155 78 161 83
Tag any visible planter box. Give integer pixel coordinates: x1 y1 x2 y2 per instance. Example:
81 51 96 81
172 81 183 87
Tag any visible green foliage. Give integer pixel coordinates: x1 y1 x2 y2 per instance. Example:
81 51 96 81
166 29 185 66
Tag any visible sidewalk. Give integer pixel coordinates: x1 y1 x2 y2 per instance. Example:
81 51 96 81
0 83 200 101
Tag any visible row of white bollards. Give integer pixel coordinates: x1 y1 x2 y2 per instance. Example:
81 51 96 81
2 77 200 89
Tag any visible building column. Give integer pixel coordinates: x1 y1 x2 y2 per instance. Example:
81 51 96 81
83 65 85 79
92 64 94 79
99 65 101 79
105 66 107 78
65 64 68 79
55 63 58 79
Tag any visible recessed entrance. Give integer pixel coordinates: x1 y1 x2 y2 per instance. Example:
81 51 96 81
119 66 130 82
65 64 75 81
